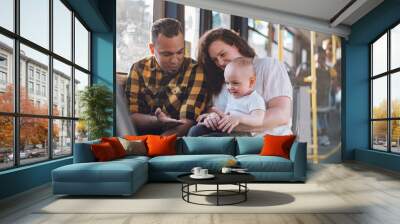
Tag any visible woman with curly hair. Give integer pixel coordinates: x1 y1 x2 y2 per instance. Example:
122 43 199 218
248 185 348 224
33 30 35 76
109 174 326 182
188 28 293 136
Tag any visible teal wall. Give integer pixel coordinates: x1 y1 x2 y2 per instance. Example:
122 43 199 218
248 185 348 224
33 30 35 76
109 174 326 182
92 32 114 92
91 0 116 135
355 149 400 172
0 0 116 200
0 158 72 199
344 0 400 171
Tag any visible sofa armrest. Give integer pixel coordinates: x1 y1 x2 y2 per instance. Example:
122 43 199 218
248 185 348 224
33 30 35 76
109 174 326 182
73 140 100 163
289 141 307 181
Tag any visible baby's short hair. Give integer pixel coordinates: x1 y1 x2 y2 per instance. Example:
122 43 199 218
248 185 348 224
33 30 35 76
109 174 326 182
230 57 253 67
226 57 255 76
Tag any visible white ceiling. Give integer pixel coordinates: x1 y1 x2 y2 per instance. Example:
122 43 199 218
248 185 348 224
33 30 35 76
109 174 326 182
167 0 384 38
224 0 353 23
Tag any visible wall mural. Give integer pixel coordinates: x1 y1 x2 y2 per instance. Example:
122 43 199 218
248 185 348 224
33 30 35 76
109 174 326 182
115 0 342 164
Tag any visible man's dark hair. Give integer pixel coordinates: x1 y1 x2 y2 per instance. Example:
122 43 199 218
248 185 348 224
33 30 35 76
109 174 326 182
151 18 183 43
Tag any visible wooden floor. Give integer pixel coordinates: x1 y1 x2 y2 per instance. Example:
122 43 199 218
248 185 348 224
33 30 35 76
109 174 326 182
1 162 400 224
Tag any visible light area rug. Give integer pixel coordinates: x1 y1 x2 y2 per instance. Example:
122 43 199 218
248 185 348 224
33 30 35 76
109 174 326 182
38 183 362 214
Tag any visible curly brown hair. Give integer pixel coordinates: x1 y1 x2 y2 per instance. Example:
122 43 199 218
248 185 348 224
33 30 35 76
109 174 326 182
197 28 256 96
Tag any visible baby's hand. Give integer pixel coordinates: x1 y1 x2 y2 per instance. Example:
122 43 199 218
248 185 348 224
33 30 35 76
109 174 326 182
202 112 221 131
196 113 209 123
217 113 240 133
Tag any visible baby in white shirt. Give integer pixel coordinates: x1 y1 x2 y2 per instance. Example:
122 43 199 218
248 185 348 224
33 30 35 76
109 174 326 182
188 57 265 136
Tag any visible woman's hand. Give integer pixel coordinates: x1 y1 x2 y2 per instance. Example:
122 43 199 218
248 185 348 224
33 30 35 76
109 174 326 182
202 112 221 131
217 113 240 133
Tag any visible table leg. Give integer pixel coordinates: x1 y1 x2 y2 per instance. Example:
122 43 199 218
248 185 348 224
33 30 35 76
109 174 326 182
181 184 183 199
187 184 190 202
195 184 197 192
217 184 219 206
245 183 247 201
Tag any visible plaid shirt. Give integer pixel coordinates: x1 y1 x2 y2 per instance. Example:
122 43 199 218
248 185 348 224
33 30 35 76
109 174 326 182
126 56 208 121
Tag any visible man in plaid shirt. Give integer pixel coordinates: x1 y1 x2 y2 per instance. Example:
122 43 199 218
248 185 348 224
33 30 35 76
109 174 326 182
125 18 208 136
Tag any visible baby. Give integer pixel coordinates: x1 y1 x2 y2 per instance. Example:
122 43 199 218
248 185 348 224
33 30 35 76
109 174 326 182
189 57 265 136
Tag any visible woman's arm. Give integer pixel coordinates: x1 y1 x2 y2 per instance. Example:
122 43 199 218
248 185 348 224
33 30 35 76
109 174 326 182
239 110 265 127
234 96 292 132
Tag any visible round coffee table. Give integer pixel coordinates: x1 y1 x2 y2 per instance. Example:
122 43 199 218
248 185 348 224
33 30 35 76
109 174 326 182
177 172 255 206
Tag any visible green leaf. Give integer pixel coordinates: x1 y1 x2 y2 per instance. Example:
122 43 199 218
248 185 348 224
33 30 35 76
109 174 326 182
79 84 113 140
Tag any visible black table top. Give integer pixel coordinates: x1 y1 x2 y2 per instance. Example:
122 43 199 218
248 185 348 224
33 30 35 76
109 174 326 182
177 172 255 185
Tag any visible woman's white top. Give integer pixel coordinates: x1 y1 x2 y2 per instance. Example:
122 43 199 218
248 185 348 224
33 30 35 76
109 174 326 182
212 56 293 136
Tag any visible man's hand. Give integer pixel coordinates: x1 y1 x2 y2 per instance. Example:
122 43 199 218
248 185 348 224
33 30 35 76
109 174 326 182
155 108 185 129
217 113 240 133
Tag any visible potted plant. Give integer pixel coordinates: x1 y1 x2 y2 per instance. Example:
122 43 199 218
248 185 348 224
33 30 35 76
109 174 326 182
79 84 113 140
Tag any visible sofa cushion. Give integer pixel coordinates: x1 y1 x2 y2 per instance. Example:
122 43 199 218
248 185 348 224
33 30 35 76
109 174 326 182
147 135 177 157
148 154 235 172
180 137 235 155
118 138 147 156
236 136 263 155
52 158 147 183
90 142 118 162
124 135 148 142
236 155 293 172
115 155 150 163
260 134 296 159
101 137 127 158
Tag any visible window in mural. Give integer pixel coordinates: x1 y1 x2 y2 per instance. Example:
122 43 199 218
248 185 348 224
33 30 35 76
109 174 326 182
212 11 231 29
116 0 153 74
184 6 200 59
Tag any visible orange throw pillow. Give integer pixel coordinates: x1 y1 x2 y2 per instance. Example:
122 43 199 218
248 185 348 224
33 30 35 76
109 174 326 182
260 134 296 159
146 135 177 157
124 135 148 142
91 142 117 161
101 137 127 158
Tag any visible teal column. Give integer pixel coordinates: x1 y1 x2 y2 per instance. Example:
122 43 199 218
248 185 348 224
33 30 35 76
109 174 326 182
92 33 114 87
91 32 115 135
343 43 369 160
